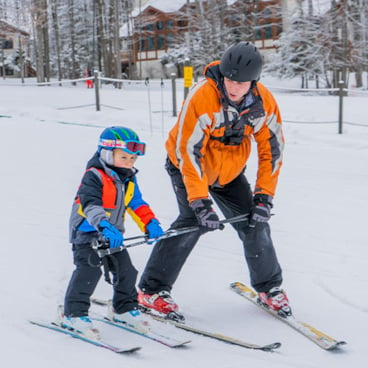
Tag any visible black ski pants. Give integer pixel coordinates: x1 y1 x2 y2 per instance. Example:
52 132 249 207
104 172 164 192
64 242 138 317
139 158 283 294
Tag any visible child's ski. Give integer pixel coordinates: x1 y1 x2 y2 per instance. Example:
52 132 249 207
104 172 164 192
29 319 141 354
91 315 191 348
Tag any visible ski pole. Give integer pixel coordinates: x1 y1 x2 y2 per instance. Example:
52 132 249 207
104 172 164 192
92 227 198 257
122 213 249 243
93 213 249 258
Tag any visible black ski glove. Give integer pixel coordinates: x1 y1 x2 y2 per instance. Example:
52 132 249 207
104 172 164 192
190 199 224 231
249 194 273 228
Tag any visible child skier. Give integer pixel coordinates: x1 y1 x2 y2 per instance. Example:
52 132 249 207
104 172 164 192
59 126 164 339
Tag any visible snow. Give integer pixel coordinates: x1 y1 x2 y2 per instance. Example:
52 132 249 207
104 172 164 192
132 0 331 15
131 0 188 15
1 75 367 367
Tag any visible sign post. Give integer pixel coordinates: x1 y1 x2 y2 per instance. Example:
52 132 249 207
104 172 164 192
183 59 193 99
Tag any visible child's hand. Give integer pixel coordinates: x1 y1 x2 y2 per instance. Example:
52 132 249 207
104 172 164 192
146 219 164 244
98 220 123 248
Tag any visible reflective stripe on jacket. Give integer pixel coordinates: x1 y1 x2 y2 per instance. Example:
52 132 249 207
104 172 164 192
69 166 156 244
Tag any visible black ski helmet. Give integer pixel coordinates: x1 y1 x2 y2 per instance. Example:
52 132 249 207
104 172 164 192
219 42 263 82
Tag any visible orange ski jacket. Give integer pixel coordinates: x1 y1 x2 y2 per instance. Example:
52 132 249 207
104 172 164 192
166 61 284 203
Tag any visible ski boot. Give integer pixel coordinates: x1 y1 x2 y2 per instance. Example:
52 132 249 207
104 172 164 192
258 287 292 318
57 305 100 340
107 301 151 334
138 290 185 322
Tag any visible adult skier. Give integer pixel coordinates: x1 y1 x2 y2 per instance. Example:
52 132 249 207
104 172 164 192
138 42 290 321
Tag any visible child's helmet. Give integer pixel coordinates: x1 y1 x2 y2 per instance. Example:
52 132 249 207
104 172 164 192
98 126 146 156
219 42 263 82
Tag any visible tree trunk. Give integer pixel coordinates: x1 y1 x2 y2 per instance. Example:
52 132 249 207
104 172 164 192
113 0 122 87
50 0 63 82
42 0 50 82
68 0 78 82
96 0 106 73
32 0 45 83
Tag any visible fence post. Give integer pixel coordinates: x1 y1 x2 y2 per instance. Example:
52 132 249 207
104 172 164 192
145 77 153 135
0 38 5 80
338 80 344 134
94 70 100 111
171 73 177 117
160 78 164 136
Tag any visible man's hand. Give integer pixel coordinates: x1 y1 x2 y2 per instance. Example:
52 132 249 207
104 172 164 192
249 194 273 228
190 199 224 231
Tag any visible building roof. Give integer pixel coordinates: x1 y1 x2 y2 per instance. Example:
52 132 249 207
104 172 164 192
132 0 187 16
0 19 29 37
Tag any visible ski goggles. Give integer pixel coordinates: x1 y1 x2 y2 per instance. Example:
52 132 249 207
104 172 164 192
99 139 146 156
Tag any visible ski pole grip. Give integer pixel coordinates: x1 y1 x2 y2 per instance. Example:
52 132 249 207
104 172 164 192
96 246 125 257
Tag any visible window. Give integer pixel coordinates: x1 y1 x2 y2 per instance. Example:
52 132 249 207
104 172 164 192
260 7 273 39
254 28 262 40
139 37 145 51
157 35 165 50
156 21 164 30
166 20 174 29
265 26 273 39
167 33 174 47
262 8 272 19
1 39 13 49
147 36 155 50
5 67 14 75
144 23 154 31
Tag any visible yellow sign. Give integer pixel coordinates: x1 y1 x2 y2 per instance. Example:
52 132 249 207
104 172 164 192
184 66 193 88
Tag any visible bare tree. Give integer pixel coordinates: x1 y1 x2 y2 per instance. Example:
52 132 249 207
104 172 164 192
113 0 122 85
0 0 9 20
31 0 50 82
96 0 107 75
122 0 136 78
348 0 368 88
50 0 63 82
3 0 367 87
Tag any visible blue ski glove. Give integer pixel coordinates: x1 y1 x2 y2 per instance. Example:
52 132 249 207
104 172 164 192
249 194 273 228
98 220 123 248
146 219 164 244
190 199 224 231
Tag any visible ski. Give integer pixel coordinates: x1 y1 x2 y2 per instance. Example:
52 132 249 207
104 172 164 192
91 298 281 351
92 297 280 351
29 319 141 354
144 310 281 351
90 296 280 351
230 282 347 351
91 314 191 348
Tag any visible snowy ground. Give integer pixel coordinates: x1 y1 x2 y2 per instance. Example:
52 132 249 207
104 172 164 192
1 76 367 367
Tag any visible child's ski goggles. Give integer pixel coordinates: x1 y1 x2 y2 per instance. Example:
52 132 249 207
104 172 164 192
99 138 146 156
